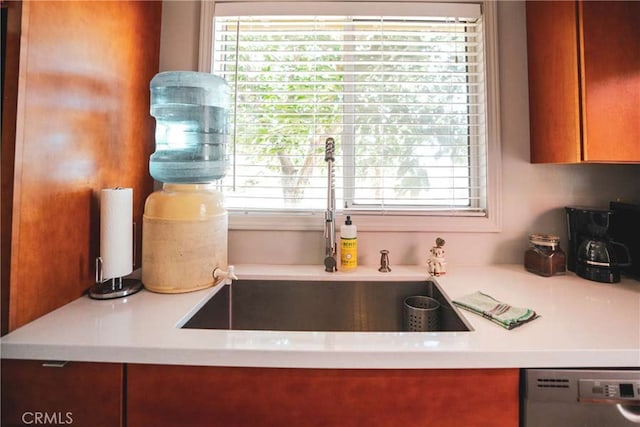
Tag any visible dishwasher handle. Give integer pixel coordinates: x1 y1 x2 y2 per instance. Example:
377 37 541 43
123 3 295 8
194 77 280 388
618 404 640 424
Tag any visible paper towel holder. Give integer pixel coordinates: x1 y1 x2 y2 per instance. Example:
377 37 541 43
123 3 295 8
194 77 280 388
90 257 142 300
89 223 142 300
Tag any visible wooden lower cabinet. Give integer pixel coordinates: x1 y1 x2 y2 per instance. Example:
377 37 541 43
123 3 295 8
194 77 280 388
1 361 519 426
1 360 123 427
127 365 519 427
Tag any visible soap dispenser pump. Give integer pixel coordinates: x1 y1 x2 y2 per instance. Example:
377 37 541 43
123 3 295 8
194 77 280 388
340 215 358 271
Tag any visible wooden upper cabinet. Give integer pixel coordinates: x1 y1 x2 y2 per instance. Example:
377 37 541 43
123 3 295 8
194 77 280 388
580 1 640 161
526 1 640 163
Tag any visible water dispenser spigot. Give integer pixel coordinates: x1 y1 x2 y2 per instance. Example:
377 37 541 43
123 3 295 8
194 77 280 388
213 265 238 284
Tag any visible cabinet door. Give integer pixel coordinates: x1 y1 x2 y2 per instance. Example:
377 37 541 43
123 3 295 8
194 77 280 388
1 360 123 427
128 365 519 427
526 0 582 164
526 0 640 163
580 1 640 162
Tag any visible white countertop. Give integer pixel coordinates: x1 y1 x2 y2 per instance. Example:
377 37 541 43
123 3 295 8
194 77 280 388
1 264 639 369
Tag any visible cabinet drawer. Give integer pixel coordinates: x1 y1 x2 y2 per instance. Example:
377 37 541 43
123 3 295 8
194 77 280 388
1 360 123 427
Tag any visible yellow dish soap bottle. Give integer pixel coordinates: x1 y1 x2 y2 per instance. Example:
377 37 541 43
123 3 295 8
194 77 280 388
340 215 357 271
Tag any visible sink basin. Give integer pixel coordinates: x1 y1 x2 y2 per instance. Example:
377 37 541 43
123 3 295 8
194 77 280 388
182 279 473 332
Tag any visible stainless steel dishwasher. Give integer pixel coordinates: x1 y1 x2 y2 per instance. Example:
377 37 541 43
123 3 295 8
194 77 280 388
523 369 640 426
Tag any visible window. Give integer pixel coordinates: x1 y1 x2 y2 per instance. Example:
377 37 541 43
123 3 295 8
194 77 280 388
201 1 501 232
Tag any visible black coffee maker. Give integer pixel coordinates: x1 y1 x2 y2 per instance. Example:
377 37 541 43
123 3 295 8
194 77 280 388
566 207 632 283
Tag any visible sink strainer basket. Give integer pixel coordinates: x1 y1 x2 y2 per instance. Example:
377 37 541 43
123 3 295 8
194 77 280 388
403 296 441 332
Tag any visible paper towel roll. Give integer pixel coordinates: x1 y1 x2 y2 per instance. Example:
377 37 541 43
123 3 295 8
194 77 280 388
100 187 133 280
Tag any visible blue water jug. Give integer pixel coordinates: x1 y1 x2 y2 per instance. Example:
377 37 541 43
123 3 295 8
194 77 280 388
149 71 230 183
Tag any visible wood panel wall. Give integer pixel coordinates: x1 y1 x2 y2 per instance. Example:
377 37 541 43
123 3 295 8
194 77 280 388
4 1 161 332
1 0 22 336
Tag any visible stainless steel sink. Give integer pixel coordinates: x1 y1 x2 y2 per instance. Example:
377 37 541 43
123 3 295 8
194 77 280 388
182 279 472 332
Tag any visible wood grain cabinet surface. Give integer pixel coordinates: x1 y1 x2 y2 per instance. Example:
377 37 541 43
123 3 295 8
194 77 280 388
1 360 123 427
526 1 640 163
1 0 161 333
127 365 519 427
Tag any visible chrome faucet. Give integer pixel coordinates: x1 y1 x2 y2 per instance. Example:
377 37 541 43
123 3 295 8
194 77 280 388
324 137 337 272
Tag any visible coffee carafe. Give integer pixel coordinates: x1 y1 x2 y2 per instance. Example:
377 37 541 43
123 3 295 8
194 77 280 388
576 238 631 283
566 207 632 283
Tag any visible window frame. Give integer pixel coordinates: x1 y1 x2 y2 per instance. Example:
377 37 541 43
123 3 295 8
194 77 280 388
199 0 501 232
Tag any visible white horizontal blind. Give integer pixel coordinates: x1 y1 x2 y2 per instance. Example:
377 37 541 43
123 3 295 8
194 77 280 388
212 2 487 214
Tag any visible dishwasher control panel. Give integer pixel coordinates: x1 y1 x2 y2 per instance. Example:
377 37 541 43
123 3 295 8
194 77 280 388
579 379 640 404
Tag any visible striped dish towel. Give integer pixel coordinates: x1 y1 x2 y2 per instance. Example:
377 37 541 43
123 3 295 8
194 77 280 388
453 291 538 330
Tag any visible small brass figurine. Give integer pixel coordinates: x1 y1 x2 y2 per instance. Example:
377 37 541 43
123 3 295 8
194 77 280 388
427 237 446 276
